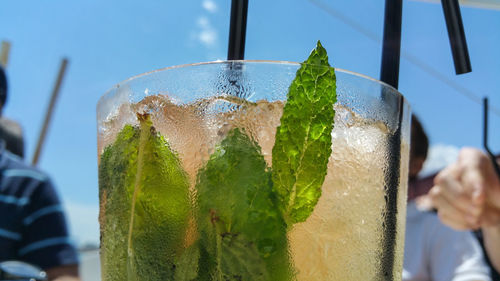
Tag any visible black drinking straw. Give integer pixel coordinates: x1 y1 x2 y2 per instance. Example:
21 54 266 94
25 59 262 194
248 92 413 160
227 0 248 60
380 0 403 89
441 0 472 75
483 97 500 178
379 1 403 280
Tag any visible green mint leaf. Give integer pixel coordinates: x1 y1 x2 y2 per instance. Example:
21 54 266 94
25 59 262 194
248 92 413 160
218 233 269 281
196 128 294 280
99 114 192 281
272 41 337 224
174 243 200 281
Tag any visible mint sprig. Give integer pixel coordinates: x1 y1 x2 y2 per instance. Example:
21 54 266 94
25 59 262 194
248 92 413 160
195 128 293 280
99 114 192 281
272 41 337 224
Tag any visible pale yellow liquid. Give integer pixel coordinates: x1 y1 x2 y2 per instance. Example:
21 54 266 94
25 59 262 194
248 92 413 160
98 95 409 281
288 114 408 280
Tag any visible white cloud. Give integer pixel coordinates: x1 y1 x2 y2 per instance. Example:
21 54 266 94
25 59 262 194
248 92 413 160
63 201 99 247
199 29 217 46
202 0 218 13
188 1 220 53
196 16 218 47
197 16 210 28
419 143 460 177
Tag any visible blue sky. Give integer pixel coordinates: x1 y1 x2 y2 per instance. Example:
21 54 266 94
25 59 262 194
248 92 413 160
1 0 499 245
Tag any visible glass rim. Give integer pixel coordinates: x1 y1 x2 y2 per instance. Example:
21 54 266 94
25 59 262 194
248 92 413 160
99 60 405 105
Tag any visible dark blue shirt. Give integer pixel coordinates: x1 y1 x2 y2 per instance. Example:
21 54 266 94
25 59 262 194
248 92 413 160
0 143 78 270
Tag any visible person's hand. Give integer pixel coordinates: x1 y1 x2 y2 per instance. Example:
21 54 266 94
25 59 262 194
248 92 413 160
428 147 500 230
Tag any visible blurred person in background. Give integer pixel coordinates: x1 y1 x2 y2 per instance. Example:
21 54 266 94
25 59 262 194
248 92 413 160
0 65 80 281
403 115 491 281
0 116 24 159
429 147 500 276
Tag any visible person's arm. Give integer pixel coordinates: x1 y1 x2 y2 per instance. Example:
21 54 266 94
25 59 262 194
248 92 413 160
45 264 80 281
428 147 500 272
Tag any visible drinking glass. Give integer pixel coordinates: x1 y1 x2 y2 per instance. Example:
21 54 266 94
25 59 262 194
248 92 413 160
97 61 410 281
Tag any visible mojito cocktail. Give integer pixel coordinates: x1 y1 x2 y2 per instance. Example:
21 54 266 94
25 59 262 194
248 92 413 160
97 46 410 281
